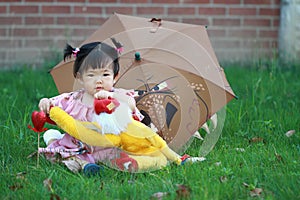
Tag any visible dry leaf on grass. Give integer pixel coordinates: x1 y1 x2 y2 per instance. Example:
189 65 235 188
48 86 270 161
9 183 23 191
243 182 263 197
16 171 27 180
151 192 169 200
219 176 228 183
176 184 191 199
43 178 53 192
249 137 264 143
50 193 61 200
43 178 61 200
250 188 263 197
285 130 295 137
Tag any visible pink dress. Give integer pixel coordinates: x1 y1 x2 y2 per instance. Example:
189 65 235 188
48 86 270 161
44 89 141 164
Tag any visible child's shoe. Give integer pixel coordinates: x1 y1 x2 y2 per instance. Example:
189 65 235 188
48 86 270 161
83 163 104 177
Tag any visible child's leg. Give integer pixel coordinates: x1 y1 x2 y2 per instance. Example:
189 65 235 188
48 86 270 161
62 157 103 176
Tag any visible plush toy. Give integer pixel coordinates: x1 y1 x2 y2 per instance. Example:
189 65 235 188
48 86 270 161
45 98 201 172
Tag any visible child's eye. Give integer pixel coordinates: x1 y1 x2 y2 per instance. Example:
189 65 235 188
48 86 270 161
103 73 111 76
87 74 94 77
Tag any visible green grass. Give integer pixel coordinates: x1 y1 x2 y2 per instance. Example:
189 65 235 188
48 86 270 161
1 62 299 199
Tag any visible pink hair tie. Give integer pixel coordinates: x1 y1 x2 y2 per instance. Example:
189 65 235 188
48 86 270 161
115 47 123 54
72 47 80 57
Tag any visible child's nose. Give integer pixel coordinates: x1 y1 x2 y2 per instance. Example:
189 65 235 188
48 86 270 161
96 76 103 83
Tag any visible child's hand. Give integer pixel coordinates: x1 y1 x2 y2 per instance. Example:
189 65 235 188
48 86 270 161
38 98 52 114
94 90 113 99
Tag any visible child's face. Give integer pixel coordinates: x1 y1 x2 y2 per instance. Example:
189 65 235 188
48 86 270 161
79 66 115 96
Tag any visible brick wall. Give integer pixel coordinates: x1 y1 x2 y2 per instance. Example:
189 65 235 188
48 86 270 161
0 0 280 68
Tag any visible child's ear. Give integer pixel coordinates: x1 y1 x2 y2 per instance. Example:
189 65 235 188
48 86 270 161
113 74 119 84
76 72 83 84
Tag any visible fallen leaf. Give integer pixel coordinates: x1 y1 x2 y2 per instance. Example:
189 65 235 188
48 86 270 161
9 184 23 191
16 171 27 180
50 193 61 200
151 192 169 200
242 182 249 187
176 184 191 199
249 137 264 143
43 178 53 192
219 176 228 183
275 153 283 162
250 188 263 197
285 130 295 137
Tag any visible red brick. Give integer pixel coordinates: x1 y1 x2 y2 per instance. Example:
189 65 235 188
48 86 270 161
74 6 102 14
244 0 271 5
227 29 257 38
272 19 280 27
120 0 148 2
244 19 271 27
182 18 209 26
168 7 195 15
213 18 241 26
13 28 38 37
207 29 226 37
259 8 280 16
212 39 240 48
25 17 54 25
213 0 241 4
90 0 117 2
229 8 257 16
42 5 70 14
88 17 107 26
0 0 22 2
184 0 210 3
25 0 54 2
25 39 53 48
0 17 22 25
0 39 22 48
162 17 179 22
259 30 278 38
152 0 179 3
137 7 164 15
0 6 6 13
105 7 134 15
57 17 87 25
0 28 6 36
73 28 96 37
199 7 226 15
10 5 39 14
57 0 87 2
41 28 66 37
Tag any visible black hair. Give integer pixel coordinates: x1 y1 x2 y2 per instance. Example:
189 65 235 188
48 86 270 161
63 41 120 78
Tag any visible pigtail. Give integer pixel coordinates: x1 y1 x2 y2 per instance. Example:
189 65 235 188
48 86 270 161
63 43 76 61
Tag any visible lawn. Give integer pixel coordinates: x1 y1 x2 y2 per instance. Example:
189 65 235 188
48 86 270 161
1 61 299 199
